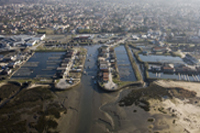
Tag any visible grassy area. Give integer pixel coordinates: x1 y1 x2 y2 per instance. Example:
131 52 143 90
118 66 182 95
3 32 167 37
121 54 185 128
133 50 143 63
76 47 87 55
118 82 196 112
0 83 21 100
118 83 169 110
3 86 54 109
112 76 132 87
171 52 182 57
98 81 104 88
0 86 65 133
144 62 149 79
163 52 171 56
154 51 182 57
35 46 67 52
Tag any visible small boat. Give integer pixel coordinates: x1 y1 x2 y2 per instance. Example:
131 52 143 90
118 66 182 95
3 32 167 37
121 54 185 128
88 66 90 69
88 59 90 62
83 71 87 74
92 76 95 79
90 54 92 57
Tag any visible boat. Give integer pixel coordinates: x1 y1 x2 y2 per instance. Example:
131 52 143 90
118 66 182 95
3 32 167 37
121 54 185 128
88 59 90 62
92 76 95 79
83 71 87 75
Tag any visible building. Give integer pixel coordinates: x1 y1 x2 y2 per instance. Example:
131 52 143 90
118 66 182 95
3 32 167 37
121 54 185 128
163 66 174 73
100 64 109 72
1 68 12 75
152 47 168 52
73 35 91 41
162 64 174 73
103 72 109 82
35 34 46 40
149 65 161 72
26 40 37 46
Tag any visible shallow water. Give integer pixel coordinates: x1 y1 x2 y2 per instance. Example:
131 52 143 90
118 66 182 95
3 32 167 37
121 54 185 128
139 54 184 64
76 45 103 133
12 52 64 79
115 46 137 81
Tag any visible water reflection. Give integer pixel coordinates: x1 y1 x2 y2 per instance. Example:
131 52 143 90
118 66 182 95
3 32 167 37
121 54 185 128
139 54 184 64
12 52 64 79
115 46 136 81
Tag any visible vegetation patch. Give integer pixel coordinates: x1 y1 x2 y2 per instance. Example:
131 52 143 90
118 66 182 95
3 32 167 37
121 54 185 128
158 107 167 114
0 86 66 133
0 83 21 100
147 118 155 122
118 82 197 112
118 83 170 110
124 44 142 81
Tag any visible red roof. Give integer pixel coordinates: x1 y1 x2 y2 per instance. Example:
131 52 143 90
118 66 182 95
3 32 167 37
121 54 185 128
103 72 109 78
153 47 167 51
103 77 109 81
163 67 173 70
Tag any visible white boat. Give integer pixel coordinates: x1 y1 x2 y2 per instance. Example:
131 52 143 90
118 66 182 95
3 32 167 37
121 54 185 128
83 71 87 75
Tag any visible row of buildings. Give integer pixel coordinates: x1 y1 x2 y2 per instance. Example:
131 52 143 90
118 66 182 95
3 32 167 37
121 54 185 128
56 49 75 78
98 46 116 82
0 34 45 49
149 63 200 74
56 49 84 80
0 50 33 78
1 0 200 36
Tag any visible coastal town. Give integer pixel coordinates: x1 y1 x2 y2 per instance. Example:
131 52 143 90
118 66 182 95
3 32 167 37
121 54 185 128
1 0 200 133
1 31 200 90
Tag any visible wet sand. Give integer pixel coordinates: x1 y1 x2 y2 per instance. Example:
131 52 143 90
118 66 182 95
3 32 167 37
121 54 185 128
79 80 200 133
56 86 81 133
54 45 200 133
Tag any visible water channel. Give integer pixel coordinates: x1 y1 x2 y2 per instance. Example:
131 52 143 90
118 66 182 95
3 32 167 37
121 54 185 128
139 54 184 64
75 45 102 133
115 46 137 81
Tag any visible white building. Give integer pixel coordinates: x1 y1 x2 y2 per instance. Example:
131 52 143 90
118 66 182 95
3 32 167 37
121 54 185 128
35 34 46 40
26 40 37 46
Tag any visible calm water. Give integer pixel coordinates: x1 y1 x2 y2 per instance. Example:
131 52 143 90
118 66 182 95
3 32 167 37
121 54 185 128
115 46 136 81
76 45 102 133
149 72 200 82
12 52 64 79
139 54 184 64
136 45 146 48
